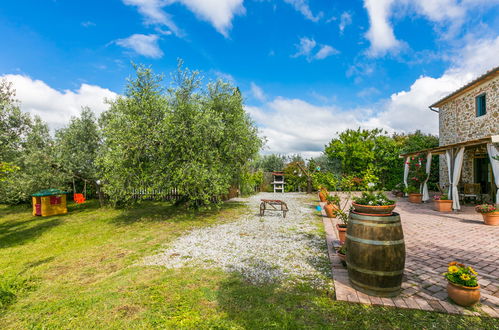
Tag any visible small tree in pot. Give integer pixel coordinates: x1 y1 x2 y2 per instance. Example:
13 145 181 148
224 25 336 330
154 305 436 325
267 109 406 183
406 154 427 203
324 194 340 218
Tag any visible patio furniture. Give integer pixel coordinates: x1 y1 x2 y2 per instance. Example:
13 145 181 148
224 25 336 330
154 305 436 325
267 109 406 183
460 183 481 204
260 199 288 218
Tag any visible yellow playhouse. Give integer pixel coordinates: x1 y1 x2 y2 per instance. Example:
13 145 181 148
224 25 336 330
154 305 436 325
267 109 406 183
32 189 68 216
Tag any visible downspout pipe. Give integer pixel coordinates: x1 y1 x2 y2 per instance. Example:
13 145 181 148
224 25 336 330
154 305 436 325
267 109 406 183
429 106 439 113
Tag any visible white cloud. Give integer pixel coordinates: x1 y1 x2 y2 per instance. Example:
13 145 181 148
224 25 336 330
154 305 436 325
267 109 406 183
364 0 402 56
282 0 323 22
292 37 317 58
363 0 498 56
377 36 499 133
81 21 96 28
292 37 339 61
250 82 266 102
115 34 163 58
123 0 182 36
339 12 352 33
123 0 245 37
248 36 499 155
314 45 339 60
356 87 380 98
176 0 245 37
246 97 387 156
212 70 235 83
2 74 117 130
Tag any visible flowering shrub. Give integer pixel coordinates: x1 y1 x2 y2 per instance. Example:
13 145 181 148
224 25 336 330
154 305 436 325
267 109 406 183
406 154 428 189
433 194 450 201
475 204 497 214
353 192 395 206
443 262 478 287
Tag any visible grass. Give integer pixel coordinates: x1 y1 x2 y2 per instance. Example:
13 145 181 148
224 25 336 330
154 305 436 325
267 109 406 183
0 199 497 329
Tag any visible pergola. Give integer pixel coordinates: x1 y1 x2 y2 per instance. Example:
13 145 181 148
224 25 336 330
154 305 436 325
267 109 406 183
400 135 499 210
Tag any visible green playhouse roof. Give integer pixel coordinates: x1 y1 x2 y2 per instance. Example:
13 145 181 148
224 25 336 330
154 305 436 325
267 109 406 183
32 189 68 197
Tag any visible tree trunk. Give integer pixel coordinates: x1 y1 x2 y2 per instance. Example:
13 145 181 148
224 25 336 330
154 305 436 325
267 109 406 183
94 182 105 207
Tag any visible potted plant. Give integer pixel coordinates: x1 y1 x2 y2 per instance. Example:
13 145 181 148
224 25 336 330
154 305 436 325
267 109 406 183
324 194 340 218
406 186 422 203
336 244 347 266
352 191 396 215
475 204 499 226
391 183 405 198
334 208 349 244
406 155 427 203
433 194 453 212
443 262 480 307
318 186 328 202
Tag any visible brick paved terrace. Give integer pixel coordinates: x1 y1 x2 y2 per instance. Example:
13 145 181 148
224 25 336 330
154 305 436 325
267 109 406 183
322 196 499 318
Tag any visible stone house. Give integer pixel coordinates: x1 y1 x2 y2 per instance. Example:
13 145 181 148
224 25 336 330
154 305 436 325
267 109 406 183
402 66 499 209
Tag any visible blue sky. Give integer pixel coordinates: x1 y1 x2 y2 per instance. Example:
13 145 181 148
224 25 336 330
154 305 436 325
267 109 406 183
1 0 499 156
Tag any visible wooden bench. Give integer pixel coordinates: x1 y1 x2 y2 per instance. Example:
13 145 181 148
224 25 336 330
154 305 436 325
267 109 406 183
260 199 288 218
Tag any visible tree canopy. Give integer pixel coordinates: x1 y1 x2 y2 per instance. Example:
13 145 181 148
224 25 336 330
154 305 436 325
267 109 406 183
98 63 262 206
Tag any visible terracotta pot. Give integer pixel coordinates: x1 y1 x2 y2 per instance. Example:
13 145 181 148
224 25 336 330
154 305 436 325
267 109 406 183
447 282 480 307
324 203 338 218
433 199 453 212
408 193 423 203
351 202 396 215
336 224 347 244
318 191 327 202
337 251 347 266
481 212 499 226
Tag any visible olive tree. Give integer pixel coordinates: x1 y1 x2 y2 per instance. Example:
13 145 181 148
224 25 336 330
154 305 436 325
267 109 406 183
98 62 262 206
55 107 103 204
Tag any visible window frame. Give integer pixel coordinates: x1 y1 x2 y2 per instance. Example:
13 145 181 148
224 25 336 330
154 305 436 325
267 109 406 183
475 93 486 117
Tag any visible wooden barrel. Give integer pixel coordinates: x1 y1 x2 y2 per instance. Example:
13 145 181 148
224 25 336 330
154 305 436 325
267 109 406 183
346 211 405 297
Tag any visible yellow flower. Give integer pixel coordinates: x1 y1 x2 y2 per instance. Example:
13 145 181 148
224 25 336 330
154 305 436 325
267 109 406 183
448 266 459 273
460 274 471 281
468 266 477 275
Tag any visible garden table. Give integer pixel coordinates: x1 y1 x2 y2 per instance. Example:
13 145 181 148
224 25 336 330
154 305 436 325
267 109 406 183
259 199 288 218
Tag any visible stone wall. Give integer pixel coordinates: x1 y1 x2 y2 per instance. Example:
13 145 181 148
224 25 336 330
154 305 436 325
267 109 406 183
439 76 499 146
439 75 499 186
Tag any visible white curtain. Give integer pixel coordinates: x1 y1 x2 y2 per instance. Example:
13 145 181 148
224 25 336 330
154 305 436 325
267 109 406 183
452 147 465 210
422 152 432 202
445 150 453 200
486 143 499 204
403 156 410 194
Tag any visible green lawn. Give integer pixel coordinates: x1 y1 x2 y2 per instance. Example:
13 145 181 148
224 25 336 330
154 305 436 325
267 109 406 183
0 200 496 329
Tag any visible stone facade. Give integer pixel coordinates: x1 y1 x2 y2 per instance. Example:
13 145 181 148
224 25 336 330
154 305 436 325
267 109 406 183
438 74 499 188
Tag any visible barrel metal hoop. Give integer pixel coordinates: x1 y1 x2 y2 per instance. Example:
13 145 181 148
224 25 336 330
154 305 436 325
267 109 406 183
349 212 401 223
350 278 402 292
346 234 405 246
347 262 405 276
349 220 400 227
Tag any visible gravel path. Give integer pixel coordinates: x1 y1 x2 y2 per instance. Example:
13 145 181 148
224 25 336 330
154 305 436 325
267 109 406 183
144 192 331 288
